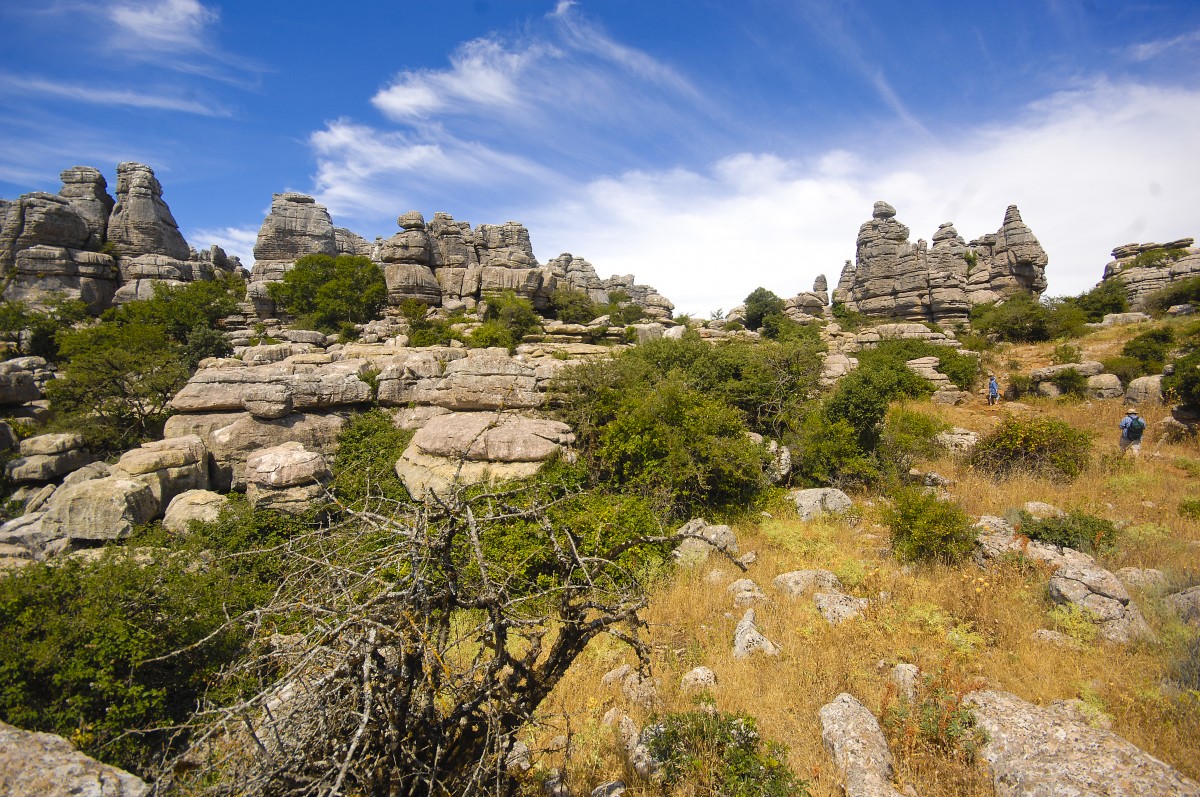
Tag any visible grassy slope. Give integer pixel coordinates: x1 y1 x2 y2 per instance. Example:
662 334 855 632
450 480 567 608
533 327 1200 797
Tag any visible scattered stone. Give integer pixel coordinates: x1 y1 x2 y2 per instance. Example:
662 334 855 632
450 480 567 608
819 693 907 797
672 518 738 564
1165 585 1200 627
0 720 149 797
732 608 780 658
680 666 717 691
815 591 869 624
1022 501 1065 519
1126 374 1165 405
789 487 853 521
1114 567 1166 592
891 664 920 704
1048 558 1155 644
590 781 626 797
773 569 843 597
245 442 331 513
935 427 979 453
727 578 766 607
114 435 209 515
966 689 1200 796
6 433 92 483
163 490 230 533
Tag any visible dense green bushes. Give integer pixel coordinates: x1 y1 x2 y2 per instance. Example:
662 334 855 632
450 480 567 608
0 296 90 361
647 711 807 797
884 486 976 563
1016 510 1119 553
969 414 1092 480
331 409 414 506
969 292 1086 342
469 290 542 350
267 254 387 333
1146 275 1200 313
742 287 786 331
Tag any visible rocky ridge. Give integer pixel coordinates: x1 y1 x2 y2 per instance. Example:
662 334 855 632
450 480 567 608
1101 238 1200 309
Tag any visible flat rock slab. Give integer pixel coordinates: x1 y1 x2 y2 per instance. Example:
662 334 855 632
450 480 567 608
966 689 1200 796
819 693 906 797
0 720 149 797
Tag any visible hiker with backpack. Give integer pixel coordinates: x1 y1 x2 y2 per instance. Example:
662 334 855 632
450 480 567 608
987 374 1000 405
1120 409 1146 456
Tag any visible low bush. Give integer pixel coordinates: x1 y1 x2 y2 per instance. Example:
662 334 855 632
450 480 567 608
1101 355 1144 386
884 486 977 563
1050 368 1089 398
267 254 387 332
789 410 879 488
0 296 91 361
332 409 414 506
970 414 1092 481
825 355 934 449
1051 342 1081 365
1017 510 1119 553
743 287 785 331
1178 498 1200 520
548 287 597 324
1164 349 1200 409
646 710 807 797
1059 278 1129 322
877 405 950 477
398 299 462 347
882 666 988 764
970 292 1089 342
1122 326 1174 374
469 291 540 350
1129 247 1189 270
1145 275 1200 313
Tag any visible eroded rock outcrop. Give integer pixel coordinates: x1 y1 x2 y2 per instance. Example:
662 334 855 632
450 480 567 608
107 162 190 261
834 202 1047 323
967 689 1200 796
0 720 149 797
819 693 907 797
1102 238 1200 309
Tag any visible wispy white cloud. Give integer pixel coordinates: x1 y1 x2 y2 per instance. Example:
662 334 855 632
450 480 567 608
1128 29 1200 62
0 73 229 116
524 80 1200 314
190 224 258 266
107 0 217 50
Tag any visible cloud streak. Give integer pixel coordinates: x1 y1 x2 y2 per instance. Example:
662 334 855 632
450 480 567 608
0 73 229 116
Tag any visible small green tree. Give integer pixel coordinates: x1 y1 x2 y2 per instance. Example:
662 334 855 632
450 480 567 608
548 287 597 324
469 291 540 350
884 486 976 563
267 254 387 332
743 287 785 331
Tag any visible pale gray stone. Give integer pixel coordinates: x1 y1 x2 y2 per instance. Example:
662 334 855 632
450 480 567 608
815 591 869 624
819 693 906 797
1165 585 1200 627
163 490 229 533
41 476 158 541
732 608 780 658
789 487 853 520
966 689 1200 796
680 666 717 691
106 162 190 260
245 442 331 515
1126 375 1164 405
672 518 738 563
0 720 149 797
773 569 843 597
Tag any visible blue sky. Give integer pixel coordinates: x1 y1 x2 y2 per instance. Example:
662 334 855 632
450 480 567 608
2 1 1199 314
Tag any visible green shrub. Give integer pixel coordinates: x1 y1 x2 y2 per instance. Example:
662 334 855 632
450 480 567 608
789 410 879 488
1017 510 1119 553
110 274 243 345
0 296 92 362
882 667 988 764
399 299 462 347
884 486 977 563
1050 368 1089 398
267 254 387 332
1164 349 1200 409
878 405 950 476
646 710 807 797
970 292 1089 342
825 357 933 448
1178 498 1200 519
1051 342 1081 365
1005 374 1035 399
549 287 597 324
1100 356 1144 385
1129 247 1188 270
332 409 414 506
970 414 1092 480
1060 278 1129 322
1145 275 1200 313
594 375 769 514
1122 326 1174 373
471 291 540 350
743 287 785 330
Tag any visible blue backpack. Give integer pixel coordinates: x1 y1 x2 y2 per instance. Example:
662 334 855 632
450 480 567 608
1126 417 1146 440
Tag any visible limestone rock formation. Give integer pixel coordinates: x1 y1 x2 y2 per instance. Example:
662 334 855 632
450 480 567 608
40 475 159 542
732 608 780 658
1102 238 1200 309
5 433 92 484
0 720 150 797
672 517 738 564
773 569 843 598
547 253 609 304
819 693 907 797
966 689 1200 796
58 166 114 247
833 202 1047 322
106 162 190 260
395 411 573 499
6 245 118 312
163 489 229 533
789 487 853 520
114 435 209 516
245 442 332 514
247 192 337 313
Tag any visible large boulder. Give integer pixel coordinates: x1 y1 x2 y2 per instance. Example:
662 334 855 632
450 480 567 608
966 689 1200 796
106 162 190 260
6 245 119 313
395 412 573 499
5 433 92 483
114 435 209 515
0 192 91 271
381 349 542 410
788 487 853 521
819 693 906 797
0 720 149 797
163 490 230 533
170 358 372 415
58 166 114 247
245 442 332 514
40 476 158 541
164 411 346 492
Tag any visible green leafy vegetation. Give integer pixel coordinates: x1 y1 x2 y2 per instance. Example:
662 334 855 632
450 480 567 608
1128 247 1189 270
969 414 1092 481
1016 510 1119 553
548 287 598 324
883 667 988 764
267 254 387 332
398 299 463 347
1050 368 1089 398
331 409 414 506
646 710 808 797
469 290 541 350
1145 275 1200 313
884 486 977 563
969 292 1088 342
1057 278 1129 322
742 287 785 331
0 296 91 361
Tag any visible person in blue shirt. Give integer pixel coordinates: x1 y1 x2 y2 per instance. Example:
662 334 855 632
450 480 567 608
987 374 1000 405
1119 409 1146 456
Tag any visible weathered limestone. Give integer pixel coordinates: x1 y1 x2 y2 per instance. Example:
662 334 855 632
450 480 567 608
163 490 230 533
245 442 332 514
815 591 869 624
672 517 738 563
1165 585 1200 627
40 475 158 541
789 487 853 521
966 689 1200 796
395 412 573 499
819 693 907 797
732 608 780 658
5 433 92 483
247 193 338 314
0 192 91 272
1126 374 1165 405
1101 238 1200 309
0 720 149 797
170 358 372 415
0 358 44 405
773 569 843 597
114 435 209 515
833 202 1047 322
6 245 119 312
58 166 114 247
106 162 190 260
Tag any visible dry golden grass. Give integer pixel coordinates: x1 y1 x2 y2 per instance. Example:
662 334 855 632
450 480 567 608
524 336 1200 797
